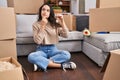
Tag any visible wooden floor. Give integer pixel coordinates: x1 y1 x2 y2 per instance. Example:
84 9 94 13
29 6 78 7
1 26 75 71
18 52 104 80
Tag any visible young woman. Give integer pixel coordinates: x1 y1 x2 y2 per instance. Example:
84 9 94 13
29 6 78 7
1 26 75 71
28 3 76 72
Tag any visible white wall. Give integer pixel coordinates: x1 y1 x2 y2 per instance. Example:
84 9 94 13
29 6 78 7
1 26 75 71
0 0 7 7
70 0 79 14
85 0 96 13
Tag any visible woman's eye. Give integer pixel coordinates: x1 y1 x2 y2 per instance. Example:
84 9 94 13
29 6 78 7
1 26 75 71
47 10 50 12
42 8 45 11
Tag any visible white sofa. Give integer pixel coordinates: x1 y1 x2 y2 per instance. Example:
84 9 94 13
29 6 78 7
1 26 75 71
16 14 83 56
82 33 120 67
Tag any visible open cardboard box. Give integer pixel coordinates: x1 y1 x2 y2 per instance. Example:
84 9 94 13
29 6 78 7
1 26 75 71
0 57 24 80
102 49 120 80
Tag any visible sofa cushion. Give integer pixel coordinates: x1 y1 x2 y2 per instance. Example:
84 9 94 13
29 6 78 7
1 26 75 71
84 33 120 52
17 31 83 44
17 37 34 44
16 14 37 33
59 31 83 41
17 32 33 38
17 32 34 44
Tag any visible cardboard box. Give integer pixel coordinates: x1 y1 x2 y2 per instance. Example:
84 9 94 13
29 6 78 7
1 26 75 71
0 7 17 59
100 0 120 8
63 14 76 31
72 15 76 31
89 7 120 32
7 0 44 14
103 49 120 80
0 7 16 40
0 57 24 80
0 39 17 59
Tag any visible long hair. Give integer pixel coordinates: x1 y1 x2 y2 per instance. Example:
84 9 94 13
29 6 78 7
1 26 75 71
37 3 61 28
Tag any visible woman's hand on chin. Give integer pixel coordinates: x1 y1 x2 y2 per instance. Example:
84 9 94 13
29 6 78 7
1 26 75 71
40 17 48 30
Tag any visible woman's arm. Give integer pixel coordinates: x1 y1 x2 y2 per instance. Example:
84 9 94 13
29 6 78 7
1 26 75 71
58 27 69 38
57 15 69 38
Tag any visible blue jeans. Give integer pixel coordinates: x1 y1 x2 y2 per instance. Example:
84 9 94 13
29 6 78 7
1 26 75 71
28 44 71 71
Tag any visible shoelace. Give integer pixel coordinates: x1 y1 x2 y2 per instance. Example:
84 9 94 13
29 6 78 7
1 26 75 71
63 67 67 72
62 63 72 72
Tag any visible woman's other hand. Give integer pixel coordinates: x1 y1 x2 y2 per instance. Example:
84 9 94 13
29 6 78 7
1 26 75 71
56 14 64 24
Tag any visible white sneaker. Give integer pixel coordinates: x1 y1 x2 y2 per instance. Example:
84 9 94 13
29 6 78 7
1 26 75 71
62 62 76 72
34 64 38 71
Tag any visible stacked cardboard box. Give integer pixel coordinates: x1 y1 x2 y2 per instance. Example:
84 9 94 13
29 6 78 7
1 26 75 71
0 7 24 80
0 7 17 59
7 0 44 14
89 7 120 32
89 0 120 32
100 0 120 8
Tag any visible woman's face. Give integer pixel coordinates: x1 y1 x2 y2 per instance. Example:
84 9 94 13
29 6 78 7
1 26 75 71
41 5 50 19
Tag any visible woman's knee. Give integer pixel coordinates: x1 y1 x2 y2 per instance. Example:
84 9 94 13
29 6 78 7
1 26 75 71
28 52 36 62
28 51 41 62
61 51 71 60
